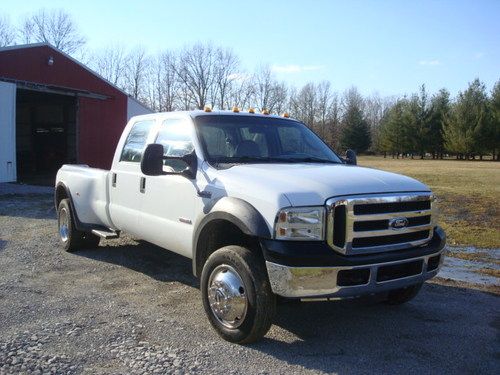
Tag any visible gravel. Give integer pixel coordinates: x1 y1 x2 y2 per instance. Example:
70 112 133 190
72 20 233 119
0 189 498 374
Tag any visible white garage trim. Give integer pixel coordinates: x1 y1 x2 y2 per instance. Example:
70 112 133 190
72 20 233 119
0 81 16 182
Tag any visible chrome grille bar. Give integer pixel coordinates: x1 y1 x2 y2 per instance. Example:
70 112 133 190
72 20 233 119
326 192 435 255
352 224 433 238
349 209 432 222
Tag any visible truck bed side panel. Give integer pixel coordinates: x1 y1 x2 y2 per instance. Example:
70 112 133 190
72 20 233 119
56 165 114 229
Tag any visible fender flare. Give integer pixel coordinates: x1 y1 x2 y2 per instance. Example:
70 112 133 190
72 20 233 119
54 182 92 232
192 197 272 276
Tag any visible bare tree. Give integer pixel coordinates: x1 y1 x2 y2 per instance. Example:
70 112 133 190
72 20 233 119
91 44 128 88
315 81 332 138
19 9 86 54
291 82 317 128
145 51 180 111
325 92 341 149
213 48 240 109
172 43 218 109
227 74 255 110
124 47 149 100
0 15 15 47
252 65 276 112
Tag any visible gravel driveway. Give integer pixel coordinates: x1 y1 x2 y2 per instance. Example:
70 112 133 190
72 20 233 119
0 188 498 374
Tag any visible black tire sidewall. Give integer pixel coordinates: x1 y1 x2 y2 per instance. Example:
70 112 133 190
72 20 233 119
57 199 79 252
200 246 270 343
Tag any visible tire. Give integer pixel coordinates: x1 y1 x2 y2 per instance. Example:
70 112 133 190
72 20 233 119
384 282 423 305
57 199 99 252
201 245 276 344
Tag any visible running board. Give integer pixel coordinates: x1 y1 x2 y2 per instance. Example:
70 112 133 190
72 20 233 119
91 228 119 239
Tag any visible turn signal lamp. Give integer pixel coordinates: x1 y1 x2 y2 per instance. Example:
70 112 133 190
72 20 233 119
248 107 255 114
232 106 240 113
204 106 212 112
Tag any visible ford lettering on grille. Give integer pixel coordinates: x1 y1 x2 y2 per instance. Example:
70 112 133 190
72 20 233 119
389 217 409 230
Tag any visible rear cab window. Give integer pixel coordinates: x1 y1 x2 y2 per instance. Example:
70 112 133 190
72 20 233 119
120 120 156 163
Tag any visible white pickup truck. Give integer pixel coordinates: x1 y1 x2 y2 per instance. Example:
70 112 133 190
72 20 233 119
55 109 446 343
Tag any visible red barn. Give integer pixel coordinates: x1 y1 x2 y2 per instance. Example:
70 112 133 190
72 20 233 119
0 43 151 184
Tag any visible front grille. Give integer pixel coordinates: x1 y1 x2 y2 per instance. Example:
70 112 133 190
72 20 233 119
352 230 430 248
326 193 434 255
354 201 431 215
353 215 431 232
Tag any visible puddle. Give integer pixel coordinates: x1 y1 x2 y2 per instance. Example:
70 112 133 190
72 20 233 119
438 246 499 286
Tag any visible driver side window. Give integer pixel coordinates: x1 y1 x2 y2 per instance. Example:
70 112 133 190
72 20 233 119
155 118 194 172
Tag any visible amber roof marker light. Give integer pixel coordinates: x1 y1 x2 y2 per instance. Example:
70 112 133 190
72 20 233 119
262 108 270 115
232 106 240 113
204 106 212 112
248 107 255 114
282 112 290 118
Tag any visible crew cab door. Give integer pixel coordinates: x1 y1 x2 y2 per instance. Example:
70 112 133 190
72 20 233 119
108 119 156 237
138 117 200 258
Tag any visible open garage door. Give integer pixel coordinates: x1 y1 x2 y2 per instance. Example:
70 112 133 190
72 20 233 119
0 81 16 182
16 89 77 185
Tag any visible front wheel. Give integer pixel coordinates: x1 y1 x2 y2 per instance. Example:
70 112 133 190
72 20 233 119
201 245 276 344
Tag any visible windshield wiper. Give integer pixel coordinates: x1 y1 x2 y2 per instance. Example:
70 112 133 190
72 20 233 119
210 156 340 166
274 157 339 164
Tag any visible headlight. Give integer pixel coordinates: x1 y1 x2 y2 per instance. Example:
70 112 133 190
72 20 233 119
274 207 325 241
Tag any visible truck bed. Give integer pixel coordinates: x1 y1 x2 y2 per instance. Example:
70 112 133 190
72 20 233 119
56 165 114 229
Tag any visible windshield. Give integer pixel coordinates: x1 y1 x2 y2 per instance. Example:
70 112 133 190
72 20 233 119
195 115 342 166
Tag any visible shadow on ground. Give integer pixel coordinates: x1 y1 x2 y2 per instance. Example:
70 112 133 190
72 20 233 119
77 240 198 288
252 283 498 373
74 240 499 374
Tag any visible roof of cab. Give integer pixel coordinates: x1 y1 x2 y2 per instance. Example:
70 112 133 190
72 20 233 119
188 109 294 120
129 109 296 122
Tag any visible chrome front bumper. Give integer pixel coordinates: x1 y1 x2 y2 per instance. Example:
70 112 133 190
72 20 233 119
266 248 446 299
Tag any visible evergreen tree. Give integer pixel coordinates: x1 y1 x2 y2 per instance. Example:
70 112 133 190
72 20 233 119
411 85 431 158
427 89 450 158
340 100 371 152
489 80 500 160
443 79 490 158
379 102 403 156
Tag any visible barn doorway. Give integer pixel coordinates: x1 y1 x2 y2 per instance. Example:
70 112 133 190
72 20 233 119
16 89 77 185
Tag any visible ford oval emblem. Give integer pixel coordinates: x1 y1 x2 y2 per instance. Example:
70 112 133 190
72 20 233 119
389 217 409 230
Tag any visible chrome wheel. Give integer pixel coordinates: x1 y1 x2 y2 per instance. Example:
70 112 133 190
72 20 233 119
59 207 69 242
207 264 248 329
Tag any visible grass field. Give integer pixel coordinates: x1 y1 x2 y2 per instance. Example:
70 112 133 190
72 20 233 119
358 156 500 249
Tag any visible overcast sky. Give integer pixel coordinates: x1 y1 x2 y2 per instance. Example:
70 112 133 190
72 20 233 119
2 0 499 97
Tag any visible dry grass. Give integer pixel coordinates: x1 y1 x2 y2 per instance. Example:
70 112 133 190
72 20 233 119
475 268 500 278
358 156 500 249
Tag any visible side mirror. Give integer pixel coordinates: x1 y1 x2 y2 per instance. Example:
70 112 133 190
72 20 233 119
345 149 357 165
141 143 198 179
141 144 164 176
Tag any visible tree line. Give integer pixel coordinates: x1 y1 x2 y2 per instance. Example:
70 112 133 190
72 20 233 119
1 9 498 160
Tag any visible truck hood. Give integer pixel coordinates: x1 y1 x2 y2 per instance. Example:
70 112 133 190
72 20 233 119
215 163 430 206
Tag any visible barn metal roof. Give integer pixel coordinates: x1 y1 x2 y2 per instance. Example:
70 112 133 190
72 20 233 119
0 43 150 110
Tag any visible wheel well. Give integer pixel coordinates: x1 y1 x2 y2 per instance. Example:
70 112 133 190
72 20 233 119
195 219 261 277
55 184 69 208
